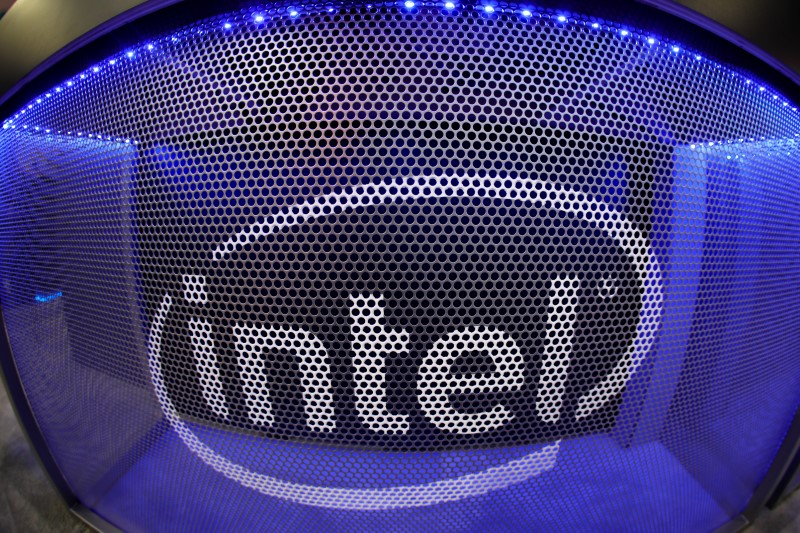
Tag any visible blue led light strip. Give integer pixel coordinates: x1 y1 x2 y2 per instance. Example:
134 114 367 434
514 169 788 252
1 1 798 135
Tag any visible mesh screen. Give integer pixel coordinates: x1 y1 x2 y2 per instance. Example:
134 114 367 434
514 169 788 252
1 1 800 531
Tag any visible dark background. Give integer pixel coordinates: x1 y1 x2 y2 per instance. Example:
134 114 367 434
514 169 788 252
674 0 800 74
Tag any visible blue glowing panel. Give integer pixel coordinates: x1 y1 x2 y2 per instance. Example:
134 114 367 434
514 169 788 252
0 2 799 532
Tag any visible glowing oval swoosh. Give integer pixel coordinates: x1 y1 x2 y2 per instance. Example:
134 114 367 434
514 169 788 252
147 174 663 510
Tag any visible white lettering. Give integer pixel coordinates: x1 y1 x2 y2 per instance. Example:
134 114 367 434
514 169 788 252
233 324 336 432
349 294 410 434
188 317 230 420
536 274 581 423
184 275 229 420
418 327 525 434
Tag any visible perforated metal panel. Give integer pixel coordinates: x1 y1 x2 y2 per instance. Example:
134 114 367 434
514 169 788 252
1 1 800 531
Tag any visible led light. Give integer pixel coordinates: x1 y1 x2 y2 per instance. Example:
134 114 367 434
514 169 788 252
254 15 265 22
557 15 566 22
66 81 73 86
147 44 154 50
695 55 702 60
36 99 42 103
620 30 629 36
591 23 599 29
93 67 100 73
521 9 531 17
647 38 655 44
109 59 116 65
404 1 415 8
34 292 62 304
445 2 456 9
484 5 495 13
328 7 335 12
290 10 299 17
759 86 766 91
127 51 134 58
672 46 680 53
224 23 232 29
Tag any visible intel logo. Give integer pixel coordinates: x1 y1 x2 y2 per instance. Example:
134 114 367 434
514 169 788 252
147 174 662 508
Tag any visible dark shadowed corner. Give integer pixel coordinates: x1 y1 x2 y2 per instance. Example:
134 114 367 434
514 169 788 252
0 383 90 532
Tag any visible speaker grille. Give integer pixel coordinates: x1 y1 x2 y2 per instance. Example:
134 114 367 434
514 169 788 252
1 2 799 531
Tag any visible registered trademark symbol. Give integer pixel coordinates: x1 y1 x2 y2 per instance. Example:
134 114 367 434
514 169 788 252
598 277 617 300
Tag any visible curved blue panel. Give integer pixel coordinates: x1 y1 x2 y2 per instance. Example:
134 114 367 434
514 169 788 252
0 2 799 531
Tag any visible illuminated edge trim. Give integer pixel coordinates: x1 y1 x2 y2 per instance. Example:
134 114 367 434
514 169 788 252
147 174 663 510
3 2 799 135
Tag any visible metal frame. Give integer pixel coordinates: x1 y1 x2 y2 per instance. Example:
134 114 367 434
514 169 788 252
0 0 180 106
0 300 77 507
707 405 800 532
743 405 800 519
0 1 798 531
637 0 800 90
2 0 800 116
766 438 800 509
72 503 125 533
